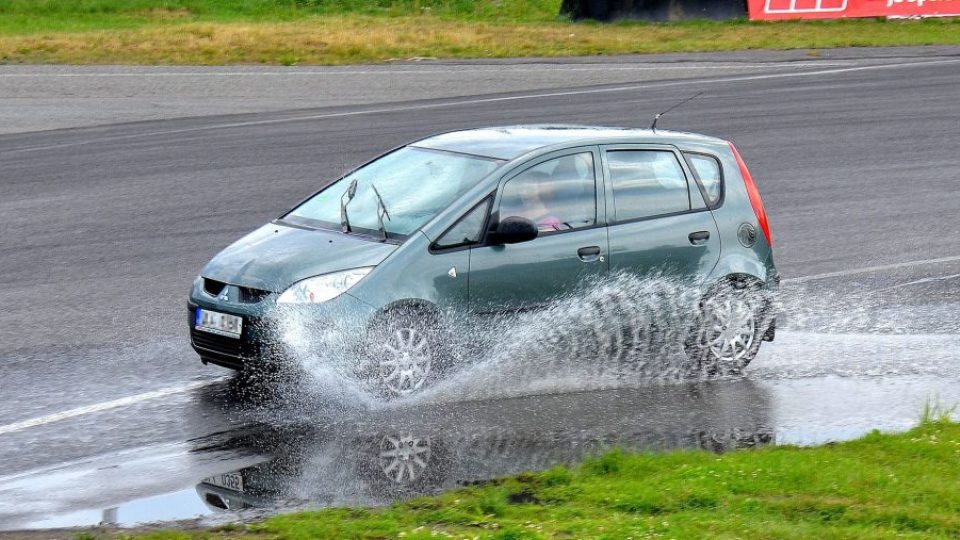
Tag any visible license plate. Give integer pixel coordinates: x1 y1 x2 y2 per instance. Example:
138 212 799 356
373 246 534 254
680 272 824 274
202 472 244 492
195 308 242 338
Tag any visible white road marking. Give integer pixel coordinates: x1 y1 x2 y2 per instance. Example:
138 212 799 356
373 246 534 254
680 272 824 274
3 57 959 156
0 61 850 77
0 380 216 437
784 255 960 284
0 442 188 484
873 272 960 292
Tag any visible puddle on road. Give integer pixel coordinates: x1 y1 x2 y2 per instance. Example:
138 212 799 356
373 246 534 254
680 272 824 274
191 379 775 517
3 370 958 531
179 370 960 524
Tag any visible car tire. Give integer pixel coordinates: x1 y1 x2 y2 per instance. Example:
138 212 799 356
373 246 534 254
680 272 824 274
362 308 449 398
685 281 767 377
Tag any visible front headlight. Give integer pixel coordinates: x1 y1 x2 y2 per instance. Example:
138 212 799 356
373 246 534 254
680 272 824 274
277 267 373 304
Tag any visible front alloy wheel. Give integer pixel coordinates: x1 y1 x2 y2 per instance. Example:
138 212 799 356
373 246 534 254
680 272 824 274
378 327 432 395
365 308 446 397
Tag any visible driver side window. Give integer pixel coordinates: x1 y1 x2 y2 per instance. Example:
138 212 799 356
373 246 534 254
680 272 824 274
498 152 597 233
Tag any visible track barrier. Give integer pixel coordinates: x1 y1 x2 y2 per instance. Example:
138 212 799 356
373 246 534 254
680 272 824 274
748 0 960 19
560 0 747 21
560 0 960 20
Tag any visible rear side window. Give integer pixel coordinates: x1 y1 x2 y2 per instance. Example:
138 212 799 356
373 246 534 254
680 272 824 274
684 153 723 207
607 150 690 221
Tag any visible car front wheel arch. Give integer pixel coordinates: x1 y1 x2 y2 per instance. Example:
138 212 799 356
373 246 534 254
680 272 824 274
361 302 451 397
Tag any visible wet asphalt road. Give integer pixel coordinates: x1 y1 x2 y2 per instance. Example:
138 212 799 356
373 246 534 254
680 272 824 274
1 48 960 530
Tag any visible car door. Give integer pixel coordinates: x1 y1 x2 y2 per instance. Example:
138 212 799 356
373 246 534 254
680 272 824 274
467 148 608 313
601 144 720 285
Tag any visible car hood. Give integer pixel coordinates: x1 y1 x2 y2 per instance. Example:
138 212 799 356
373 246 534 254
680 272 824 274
202 223 397 292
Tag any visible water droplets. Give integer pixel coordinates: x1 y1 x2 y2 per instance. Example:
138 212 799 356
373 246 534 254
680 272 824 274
269 272 710 405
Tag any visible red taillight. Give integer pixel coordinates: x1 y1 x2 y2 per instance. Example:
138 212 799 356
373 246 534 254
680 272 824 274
729 142 772 247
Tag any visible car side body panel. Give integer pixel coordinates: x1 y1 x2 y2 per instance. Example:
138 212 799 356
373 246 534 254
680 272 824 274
465 146 609 313
346 232 470 315
598 143 721 286
669 139 774 289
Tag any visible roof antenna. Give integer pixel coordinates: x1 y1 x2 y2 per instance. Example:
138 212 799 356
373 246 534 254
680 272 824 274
650 91 703 132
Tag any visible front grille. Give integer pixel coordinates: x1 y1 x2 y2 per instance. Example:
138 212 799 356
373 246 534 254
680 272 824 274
191 328 248 358
202 278 271 304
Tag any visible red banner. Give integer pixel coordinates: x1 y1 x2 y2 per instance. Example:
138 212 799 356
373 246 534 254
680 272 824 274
747 0 960 19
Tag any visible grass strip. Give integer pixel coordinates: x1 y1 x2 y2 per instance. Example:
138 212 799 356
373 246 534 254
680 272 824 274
92 416 960 539
0 3 959 65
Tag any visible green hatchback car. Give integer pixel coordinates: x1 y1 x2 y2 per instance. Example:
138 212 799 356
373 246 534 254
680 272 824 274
189 126 778 395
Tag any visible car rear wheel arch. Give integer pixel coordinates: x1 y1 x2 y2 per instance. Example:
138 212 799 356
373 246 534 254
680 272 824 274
687 274 774 376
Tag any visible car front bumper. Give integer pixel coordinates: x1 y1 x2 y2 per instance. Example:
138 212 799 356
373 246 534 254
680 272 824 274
188 304 266 369
188 285 377 371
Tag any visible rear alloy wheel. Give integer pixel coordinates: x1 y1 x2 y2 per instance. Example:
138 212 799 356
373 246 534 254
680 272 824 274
688 283 765 376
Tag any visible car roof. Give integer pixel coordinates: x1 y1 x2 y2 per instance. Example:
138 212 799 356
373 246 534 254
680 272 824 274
412 125 728 160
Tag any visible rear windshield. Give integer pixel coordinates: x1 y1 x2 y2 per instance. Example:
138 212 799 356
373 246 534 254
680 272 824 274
285 146 502 238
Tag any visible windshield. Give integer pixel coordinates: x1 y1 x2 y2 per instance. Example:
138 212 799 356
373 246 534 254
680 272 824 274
285 146 502 237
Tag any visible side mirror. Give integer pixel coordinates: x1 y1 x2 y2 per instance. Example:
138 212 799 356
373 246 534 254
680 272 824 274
489 216 538 245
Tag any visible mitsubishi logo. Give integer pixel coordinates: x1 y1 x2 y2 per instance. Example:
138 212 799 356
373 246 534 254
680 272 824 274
217 285 230 302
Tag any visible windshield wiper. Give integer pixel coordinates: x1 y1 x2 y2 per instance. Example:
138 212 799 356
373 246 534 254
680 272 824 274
340 178 359 233
370 183 392 242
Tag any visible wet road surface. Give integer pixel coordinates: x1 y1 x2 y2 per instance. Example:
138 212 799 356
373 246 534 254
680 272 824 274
1 48 960 530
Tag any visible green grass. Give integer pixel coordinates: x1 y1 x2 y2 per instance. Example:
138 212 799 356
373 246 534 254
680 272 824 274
99 417 960 539
0 0 561 35
0 0 561 18
0 1 959 64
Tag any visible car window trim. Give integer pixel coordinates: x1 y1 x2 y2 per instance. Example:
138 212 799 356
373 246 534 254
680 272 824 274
681 150 726 210
408 145 507 164
535 221 608 238
604 207 714 227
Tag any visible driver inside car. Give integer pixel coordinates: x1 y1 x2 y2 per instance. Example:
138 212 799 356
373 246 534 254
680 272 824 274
514 173 565 232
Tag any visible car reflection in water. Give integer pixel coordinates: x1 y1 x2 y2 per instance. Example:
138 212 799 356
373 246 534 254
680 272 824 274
193 379 773 513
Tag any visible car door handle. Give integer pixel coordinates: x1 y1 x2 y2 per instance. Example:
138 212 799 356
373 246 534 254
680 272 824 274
577 246 602 262
688 231 711 245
